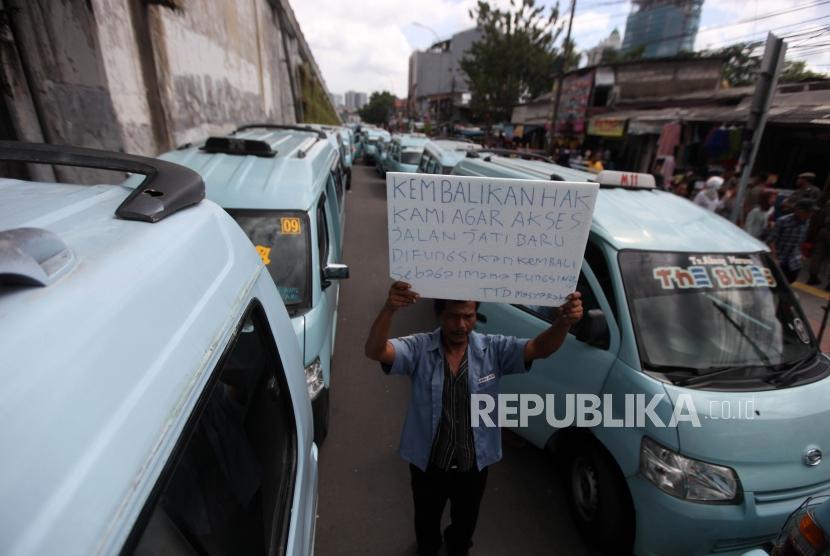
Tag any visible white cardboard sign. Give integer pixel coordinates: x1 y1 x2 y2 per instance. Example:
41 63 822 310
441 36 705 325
387 172 599 306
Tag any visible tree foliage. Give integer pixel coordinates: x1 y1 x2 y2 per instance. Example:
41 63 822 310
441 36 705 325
358 91 396 125
460 0 571 123
709 42 828 87
780 60 828 83
600 45 646 64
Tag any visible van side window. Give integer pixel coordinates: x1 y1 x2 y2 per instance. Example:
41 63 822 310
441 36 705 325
583 240 618 324
331 167 344 205
129 303 298 555
317 196 330 268
520 272 606 349
418 153 429 172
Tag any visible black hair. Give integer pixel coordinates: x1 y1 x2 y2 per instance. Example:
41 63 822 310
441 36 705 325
433 299 480 316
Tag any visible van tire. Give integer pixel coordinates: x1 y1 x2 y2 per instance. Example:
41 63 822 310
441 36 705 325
312 387 330 446
563 439 634 555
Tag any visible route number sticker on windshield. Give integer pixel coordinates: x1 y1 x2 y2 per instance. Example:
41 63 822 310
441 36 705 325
280 217 302 235
255 245 272 265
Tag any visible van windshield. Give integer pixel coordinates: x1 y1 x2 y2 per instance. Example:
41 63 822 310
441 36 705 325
619 251 816 372
400 150 422 165
228 209 311 312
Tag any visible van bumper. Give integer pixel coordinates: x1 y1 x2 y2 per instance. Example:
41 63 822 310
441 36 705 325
628 475 815 555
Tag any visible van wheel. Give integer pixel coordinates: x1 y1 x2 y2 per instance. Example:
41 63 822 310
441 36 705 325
564 439 634 554
312 387 330 446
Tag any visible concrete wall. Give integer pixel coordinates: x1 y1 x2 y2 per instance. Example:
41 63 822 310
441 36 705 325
5 0 124 183
1 0 335 181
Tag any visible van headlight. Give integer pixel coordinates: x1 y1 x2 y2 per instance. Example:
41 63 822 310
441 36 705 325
640 437 740 502
304 358 325 400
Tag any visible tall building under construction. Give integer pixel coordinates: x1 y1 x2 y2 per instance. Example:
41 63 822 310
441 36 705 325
621 0 704 58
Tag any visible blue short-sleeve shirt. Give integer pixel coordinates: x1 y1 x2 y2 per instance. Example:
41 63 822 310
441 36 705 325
385 328 531 471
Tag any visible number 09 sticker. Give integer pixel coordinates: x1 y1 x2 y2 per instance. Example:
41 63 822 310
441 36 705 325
280 217 302 235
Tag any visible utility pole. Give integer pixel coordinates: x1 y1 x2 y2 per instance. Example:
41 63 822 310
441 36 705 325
549 0 576 154
731 32 787 223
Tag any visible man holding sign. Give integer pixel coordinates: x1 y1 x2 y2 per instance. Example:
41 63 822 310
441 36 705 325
364 282 582 555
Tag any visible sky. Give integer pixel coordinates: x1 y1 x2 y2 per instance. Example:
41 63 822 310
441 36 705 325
291 0 830 99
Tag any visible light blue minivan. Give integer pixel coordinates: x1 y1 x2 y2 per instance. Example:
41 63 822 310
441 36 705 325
449 154 830 555
307 124 354 190
161 125 349 444
417 138 481 175
362 127 391 165
379 133 430 177
0 141 318 555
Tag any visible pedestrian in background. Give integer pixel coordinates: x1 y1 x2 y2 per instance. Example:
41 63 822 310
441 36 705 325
807 198 830 286
693 176 727 212
769 199 819 283
716 178 739 219
587 151 604 173
744 191 775 239
651 158 665 190
364 282 582 555
783 172 821 213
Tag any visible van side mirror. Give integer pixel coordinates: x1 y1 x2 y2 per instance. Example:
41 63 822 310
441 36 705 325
323 263 349 281
572 308 610 349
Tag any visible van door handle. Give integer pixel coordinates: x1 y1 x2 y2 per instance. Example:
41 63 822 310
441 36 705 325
476 312 488 323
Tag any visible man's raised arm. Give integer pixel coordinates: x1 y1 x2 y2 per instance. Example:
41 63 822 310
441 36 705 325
364 281 420 365
523 292 583 362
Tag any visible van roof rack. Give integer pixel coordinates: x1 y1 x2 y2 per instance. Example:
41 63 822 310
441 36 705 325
200 136 277 158
234 123 327 140
0 141 204 223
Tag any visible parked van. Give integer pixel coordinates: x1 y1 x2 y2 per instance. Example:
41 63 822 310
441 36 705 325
417 138 481 175
0 141 318 555
450 154 830 556
362 127 391 164
379 133 430 177
160 125 350 444
306 123 354 189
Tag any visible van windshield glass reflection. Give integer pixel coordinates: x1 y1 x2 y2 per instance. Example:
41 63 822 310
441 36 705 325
619 251 815 371
229 210 311 311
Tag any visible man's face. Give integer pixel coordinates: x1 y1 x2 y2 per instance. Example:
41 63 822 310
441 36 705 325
439 301 477 346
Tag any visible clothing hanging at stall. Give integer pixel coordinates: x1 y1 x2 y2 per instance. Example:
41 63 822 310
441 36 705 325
657 121 682 157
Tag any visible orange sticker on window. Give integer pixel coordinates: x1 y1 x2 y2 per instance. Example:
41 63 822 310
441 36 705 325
255 245 271 265
280 217 302 235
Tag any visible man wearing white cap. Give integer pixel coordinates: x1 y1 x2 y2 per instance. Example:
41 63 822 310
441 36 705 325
693 176 729 212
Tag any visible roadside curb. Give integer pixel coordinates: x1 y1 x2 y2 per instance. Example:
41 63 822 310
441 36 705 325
792 281 830 301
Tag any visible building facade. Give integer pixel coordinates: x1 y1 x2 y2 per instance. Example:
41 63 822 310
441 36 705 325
344 91 368 111
621 0 703 58
407 27 481 122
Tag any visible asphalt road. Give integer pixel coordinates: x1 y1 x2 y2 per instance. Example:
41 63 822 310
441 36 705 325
314 163 593 556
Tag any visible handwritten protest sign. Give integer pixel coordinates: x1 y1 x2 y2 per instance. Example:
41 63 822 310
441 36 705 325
387 172 598 306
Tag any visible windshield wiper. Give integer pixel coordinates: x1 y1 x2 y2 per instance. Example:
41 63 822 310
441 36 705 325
671 365 751 386
766 353 819 386
710 300 773 366
645 363 750 386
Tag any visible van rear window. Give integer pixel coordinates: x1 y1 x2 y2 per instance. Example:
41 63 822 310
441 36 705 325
228 209 311 311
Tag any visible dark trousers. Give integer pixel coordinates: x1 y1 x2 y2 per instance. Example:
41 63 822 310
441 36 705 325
781 264 800 284
409 463 488 554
